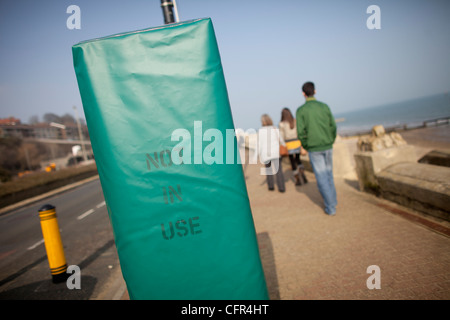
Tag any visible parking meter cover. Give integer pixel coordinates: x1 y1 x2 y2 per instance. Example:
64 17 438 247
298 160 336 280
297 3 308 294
72 18 268 299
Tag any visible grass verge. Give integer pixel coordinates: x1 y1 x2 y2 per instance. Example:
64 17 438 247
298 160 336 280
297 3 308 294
0 163 98 210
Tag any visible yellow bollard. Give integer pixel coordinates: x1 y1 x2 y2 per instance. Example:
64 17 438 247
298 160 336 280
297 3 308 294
38 204 68 283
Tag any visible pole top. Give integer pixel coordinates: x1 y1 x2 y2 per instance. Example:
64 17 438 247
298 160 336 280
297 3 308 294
39 204 55 212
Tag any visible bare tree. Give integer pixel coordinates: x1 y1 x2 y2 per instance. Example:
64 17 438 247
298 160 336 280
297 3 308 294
60 113 76 124
28 115 40 124
0 136 22 173
43 113 62 124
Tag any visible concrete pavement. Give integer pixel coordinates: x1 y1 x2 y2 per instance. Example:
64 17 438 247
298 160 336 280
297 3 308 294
246 158 450 299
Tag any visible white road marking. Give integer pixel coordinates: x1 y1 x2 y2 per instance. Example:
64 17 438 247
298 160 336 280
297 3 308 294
96 201 106 209
27 239 44 250
77 209 95 220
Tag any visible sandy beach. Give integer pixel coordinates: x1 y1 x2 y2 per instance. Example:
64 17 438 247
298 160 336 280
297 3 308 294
340 123 450 164
398 123 450 158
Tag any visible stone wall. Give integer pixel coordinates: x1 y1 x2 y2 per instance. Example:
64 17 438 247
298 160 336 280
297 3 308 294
353 125 450 221
376 162 450 221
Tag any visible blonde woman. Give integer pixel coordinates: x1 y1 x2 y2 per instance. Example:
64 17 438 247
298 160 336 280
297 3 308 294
258 114 285 192
279 108 308 185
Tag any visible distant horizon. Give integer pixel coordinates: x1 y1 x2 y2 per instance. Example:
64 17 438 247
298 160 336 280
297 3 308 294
2 90 449 130
334 90 450 116
335 91 450 135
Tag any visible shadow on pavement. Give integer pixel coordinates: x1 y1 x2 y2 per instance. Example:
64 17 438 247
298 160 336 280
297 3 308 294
77 240 115 270
295 180 323 211
0 275 97 300
257 232 280 300
344 178 360 191
0 240 116 300
0 255 47 288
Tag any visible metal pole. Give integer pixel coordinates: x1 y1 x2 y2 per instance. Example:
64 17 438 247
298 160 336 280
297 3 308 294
73 106 88 161
173 0 180 22
160 0 175 24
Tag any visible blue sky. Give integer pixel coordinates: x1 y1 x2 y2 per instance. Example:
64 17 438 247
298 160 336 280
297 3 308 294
1 0 449 130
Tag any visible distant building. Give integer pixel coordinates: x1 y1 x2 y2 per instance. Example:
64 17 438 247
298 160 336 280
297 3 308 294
0 117 89 141
0 117 21 125
0 122 34 139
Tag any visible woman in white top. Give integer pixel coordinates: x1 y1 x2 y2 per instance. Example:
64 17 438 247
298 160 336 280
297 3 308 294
279 108 308 186
258 114 285 192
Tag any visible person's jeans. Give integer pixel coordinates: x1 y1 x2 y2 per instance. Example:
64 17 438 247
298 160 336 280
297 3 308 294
309 149 337 215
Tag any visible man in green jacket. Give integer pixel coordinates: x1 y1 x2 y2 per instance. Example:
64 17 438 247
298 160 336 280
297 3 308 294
296 82 337 215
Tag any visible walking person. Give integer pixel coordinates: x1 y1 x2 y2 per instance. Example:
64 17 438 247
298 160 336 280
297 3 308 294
279 107 308 186
296 82 337 215
258 114 286 193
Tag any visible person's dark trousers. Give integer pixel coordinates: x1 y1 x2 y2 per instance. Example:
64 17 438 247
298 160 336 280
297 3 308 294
288 153 300 171
289 152 308 185
265 158 285 192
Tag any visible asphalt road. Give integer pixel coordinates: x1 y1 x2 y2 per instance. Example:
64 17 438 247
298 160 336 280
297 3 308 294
0 178 124 300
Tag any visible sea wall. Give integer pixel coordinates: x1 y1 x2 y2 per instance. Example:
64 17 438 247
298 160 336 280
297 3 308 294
353 145 417 193
376 162 450 221
351 124 450 221
299 138 356 179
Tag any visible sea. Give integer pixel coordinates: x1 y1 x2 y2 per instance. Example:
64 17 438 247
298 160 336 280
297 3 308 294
334 92 450 136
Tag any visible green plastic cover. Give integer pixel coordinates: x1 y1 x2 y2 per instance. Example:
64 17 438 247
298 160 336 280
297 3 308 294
72 18 268 300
